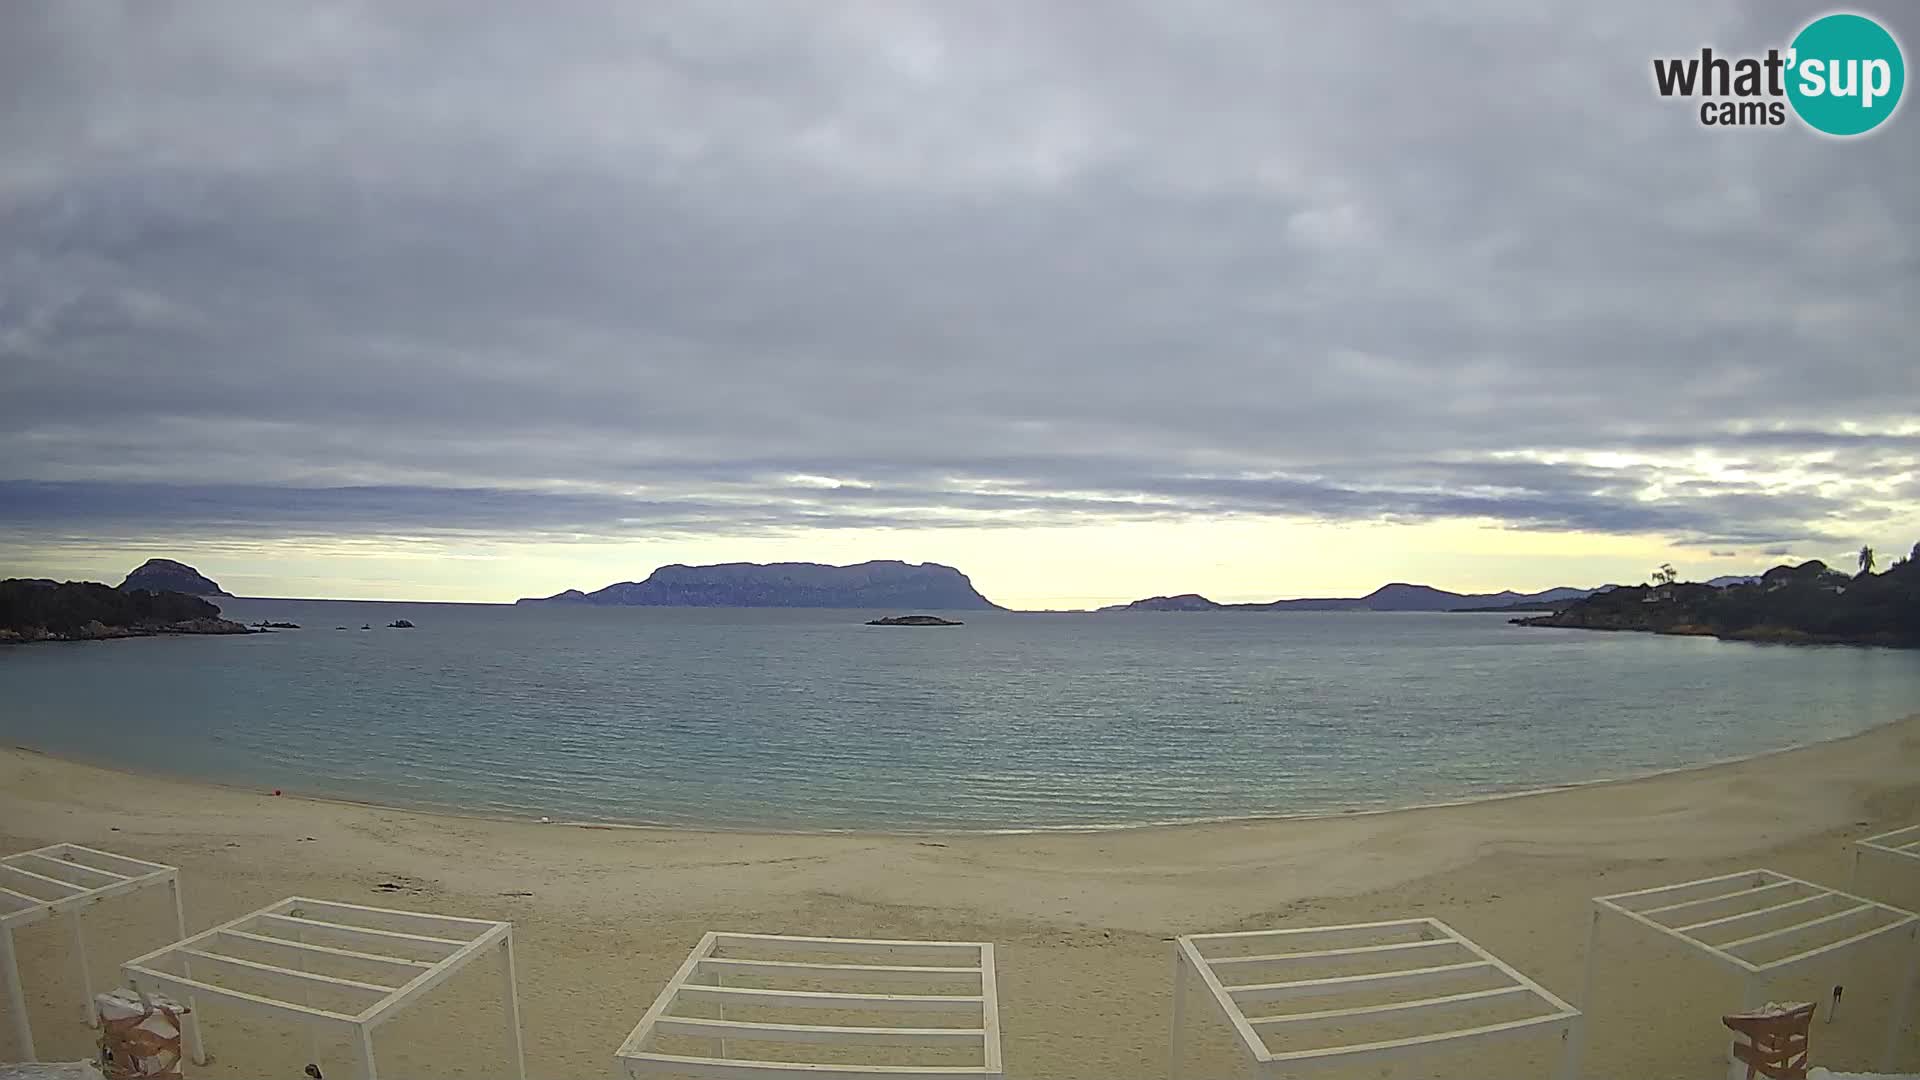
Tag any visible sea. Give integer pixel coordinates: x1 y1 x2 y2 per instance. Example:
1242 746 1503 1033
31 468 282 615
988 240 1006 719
3 600 1917 831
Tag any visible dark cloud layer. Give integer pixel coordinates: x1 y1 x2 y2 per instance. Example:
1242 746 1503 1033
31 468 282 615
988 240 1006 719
2 1 1915 554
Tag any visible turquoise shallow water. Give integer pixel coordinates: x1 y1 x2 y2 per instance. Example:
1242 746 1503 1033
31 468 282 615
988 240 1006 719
2 600 1917 830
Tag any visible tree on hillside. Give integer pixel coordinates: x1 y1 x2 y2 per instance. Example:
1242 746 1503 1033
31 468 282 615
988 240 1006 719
1858 545 1876 576
1651 564 1677 587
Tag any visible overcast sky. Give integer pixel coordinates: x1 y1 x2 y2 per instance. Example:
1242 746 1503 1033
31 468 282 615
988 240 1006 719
2 2 1915 606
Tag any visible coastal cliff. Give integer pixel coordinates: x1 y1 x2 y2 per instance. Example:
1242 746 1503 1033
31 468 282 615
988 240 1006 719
1 579 251 643
518 560 1000 609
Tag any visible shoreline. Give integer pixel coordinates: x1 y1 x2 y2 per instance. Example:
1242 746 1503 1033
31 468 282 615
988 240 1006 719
1512 617 1920 649
4 715 1920 1077
9 709 1915 837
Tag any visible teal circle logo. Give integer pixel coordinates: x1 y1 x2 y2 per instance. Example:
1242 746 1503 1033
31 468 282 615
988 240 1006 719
1786 13 1905 136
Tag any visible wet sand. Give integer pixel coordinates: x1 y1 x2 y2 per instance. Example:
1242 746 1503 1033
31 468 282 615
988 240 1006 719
3 714 1919 1078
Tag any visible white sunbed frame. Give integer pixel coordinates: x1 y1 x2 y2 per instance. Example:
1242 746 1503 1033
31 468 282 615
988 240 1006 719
1852 825 1920 895
615 932 1003 1080
122 896 524 1080
0 843 185 1062
1586 869 1920 1076
1170 917 1582 1079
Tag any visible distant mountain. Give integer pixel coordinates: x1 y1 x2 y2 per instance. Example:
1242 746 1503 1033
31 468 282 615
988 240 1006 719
518 560 999 609
1451 598 1583 613
1705 575 1762 588
1100 593 1224 612
119 558 231 597
1101 582 1598 613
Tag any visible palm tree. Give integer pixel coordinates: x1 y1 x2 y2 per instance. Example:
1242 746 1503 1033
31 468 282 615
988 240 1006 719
1858 545 1876 576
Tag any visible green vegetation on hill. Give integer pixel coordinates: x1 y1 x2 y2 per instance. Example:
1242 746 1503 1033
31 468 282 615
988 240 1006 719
0 579 247 643
1516 547 1920 646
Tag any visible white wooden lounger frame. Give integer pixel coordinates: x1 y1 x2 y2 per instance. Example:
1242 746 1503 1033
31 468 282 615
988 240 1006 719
1170 917 1582 1079
615 932 1003 1080
1586 869 1920 1074
0 843 185 1062
1852 824 1920 894
122 896 524 1080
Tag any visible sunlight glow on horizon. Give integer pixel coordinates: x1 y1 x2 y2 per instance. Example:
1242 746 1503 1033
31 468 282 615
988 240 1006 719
11 514 1915 610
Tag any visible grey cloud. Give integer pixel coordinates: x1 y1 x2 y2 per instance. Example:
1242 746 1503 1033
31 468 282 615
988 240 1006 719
1 1 1916 558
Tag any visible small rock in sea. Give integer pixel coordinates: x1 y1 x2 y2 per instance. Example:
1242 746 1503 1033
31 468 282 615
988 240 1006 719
388 619 415 628
501 890 535 897
865 614 963 626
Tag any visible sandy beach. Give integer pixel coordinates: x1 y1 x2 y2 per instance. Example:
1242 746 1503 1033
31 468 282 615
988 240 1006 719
4 715 1919 1079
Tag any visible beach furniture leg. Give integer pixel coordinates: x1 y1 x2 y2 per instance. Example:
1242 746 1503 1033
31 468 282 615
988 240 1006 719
1 926 34 1062
1728 973 1766 1080
293 923 324 1073
1557 1016 1583 1080
1168 942 1187 1080
169 877 207 1065
1886 925 1919 1072
500 934 527 1080
716 966 731 1059
980 942 1002 1079
358 1025 379 1080
1570 907 1599 1080
70 907 96 1027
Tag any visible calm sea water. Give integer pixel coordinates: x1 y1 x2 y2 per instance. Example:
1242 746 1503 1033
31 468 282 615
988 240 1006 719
2 600 1917 830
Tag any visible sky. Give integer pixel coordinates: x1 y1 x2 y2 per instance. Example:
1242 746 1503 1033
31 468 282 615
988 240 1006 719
1 2 1916 608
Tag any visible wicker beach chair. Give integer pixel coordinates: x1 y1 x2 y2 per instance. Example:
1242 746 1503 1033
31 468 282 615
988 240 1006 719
1722 1002 1815 1080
